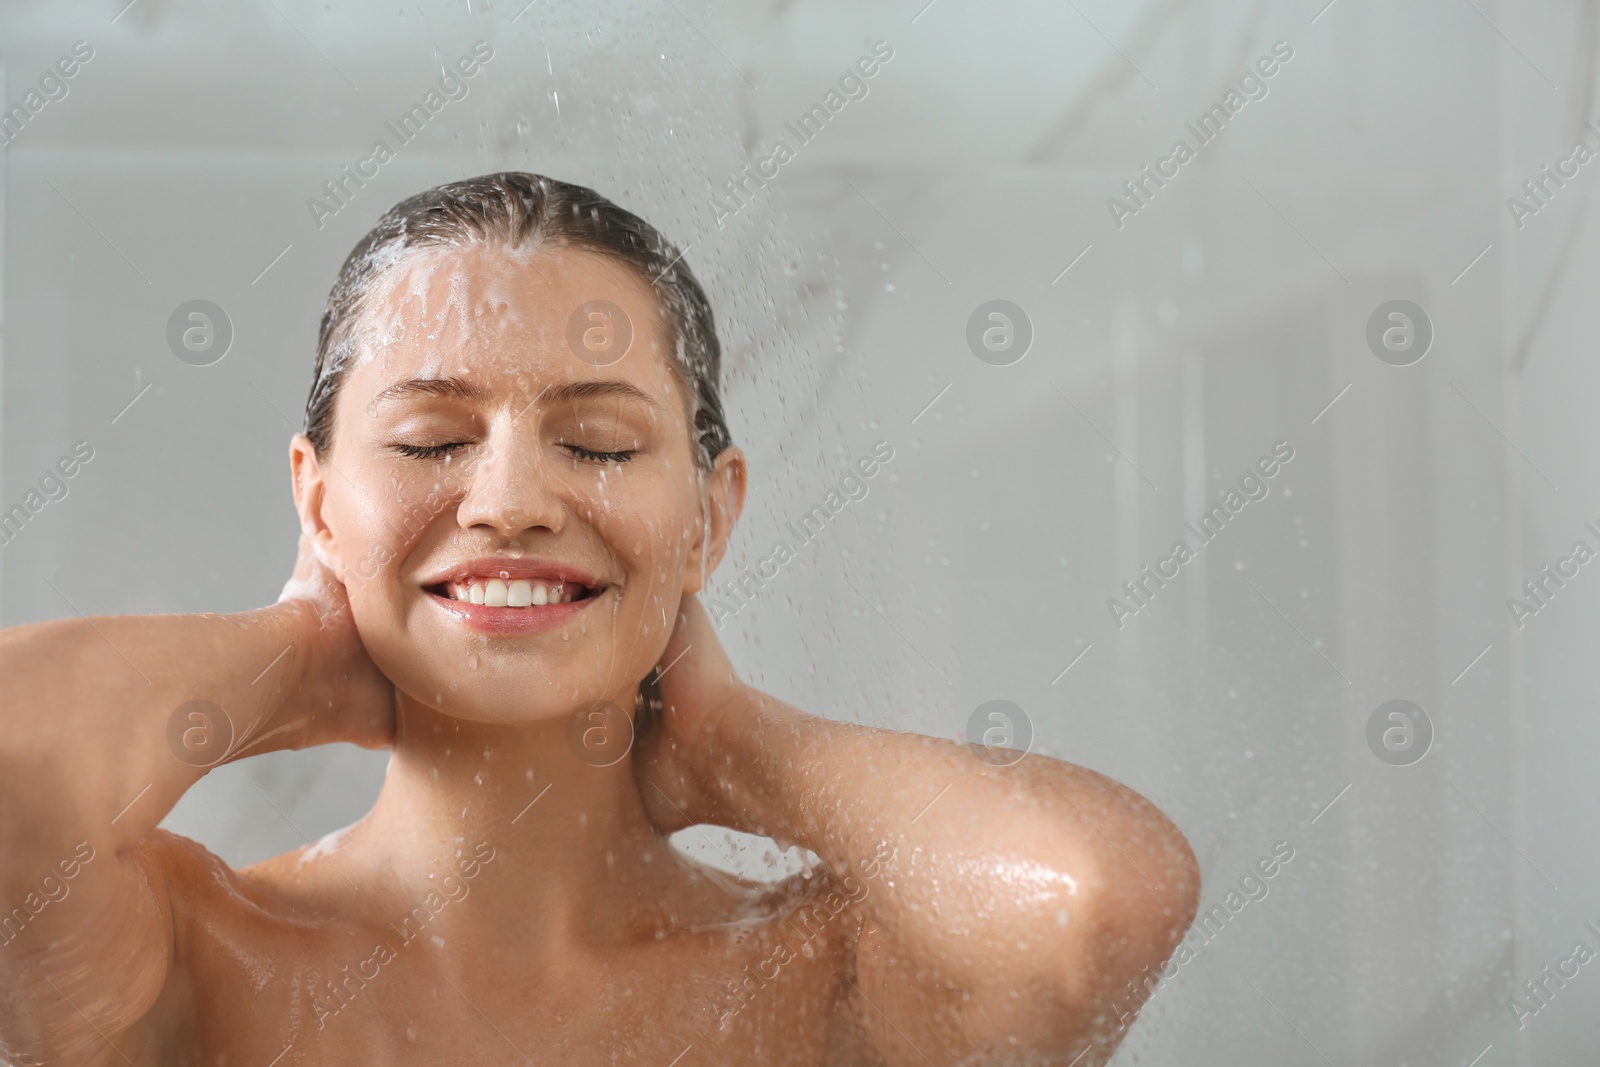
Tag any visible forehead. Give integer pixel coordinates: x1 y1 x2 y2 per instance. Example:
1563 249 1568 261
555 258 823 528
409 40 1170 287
343 242 676 395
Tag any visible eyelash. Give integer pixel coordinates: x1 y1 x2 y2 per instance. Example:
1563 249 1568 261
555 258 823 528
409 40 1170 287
562 444 637 465
390 442 636 464
393 442 466 460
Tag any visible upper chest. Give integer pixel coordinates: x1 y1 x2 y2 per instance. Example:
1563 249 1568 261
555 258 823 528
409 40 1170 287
163 886 872 1067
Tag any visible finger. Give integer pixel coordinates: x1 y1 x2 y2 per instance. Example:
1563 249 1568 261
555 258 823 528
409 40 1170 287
660 594 694 660
684 594 730 667
658 593 735 688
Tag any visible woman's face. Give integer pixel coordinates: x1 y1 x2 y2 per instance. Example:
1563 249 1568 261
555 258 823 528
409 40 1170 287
291 242 743 723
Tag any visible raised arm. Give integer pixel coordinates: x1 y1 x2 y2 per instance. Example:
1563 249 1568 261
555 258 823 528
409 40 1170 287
638 594 1200 1066
0 535 392 1064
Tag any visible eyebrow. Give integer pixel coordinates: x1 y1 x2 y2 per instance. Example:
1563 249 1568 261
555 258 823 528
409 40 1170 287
371 376 488 406
371 375 661 412
537 379 661 410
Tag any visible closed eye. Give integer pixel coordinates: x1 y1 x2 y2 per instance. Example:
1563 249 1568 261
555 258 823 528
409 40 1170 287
393 442 468 460
563 444 636 464
392 441 634 463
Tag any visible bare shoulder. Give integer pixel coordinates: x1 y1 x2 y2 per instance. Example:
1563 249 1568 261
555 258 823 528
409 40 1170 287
130 827 335 926
656 849 885 1058
123 828 271 920
110 829 326 1060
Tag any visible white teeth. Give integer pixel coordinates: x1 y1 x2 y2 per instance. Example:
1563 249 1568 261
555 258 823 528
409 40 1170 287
442 577 579 607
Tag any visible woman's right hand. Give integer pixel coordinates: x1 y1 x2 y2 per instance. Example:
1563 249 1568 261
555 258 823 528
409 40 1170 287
0 531 389 1066
250 532 396 755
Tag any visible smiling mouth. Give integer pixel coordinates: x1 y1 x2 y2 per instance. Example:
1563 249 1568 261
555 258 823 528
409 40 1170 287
426 576 605 608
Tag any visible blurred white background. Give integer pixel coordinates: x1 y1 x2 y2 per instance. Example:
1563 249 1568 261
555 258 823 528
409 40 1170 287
5 0 1600 1061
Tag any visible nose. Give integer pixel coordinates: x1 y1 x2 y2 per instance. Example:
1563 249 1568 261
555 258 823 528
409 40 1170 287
453 422 566 536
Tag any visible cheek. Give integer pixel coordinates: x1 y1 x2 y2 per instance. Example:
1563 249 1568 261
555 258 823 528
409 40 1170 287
339 531 402 632
627 537 690 660
615 504 687 583
592 487 696 629
330 474 446 596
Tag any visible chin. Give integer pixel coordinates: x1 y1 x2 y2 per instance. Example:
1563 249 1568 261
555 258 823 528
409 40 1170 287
412 682 604 727
360 621 647 728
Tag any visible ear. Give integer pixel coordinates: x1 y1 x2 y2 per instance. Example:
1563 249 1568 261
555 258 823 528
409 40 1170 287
289 434 347 574
683 446 746 595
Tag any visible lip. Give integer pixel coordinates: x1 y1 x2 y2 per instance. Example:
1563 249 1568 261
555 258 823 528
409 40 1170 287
424 586 606 636
417 556 604 588
417 556 611 637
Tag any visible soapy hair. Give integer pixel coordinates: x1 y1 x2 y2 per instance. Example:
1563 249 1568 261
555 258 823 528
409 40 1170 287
303 171 733 471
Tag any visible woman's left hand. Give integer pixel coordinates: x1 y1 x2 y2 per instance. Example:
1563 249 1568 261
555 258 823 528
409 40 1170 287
633 593 749 834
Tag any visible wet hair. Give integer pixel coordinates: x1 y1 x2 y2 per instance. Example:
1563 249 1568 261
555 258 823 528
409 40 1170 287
303 171 733 470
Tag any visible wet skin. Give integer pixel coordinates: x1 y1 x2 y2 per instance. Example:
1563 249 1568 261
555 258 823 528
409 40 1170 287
0 246 1200 1066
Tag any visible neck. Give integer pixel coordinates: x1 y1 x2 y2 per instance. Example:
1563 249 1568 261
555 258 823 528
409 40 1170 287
355 685 668 949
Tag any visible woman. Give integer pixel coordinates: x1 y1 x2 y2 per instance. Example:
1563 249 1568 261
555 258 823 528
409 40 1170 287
0 173 1198 1065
